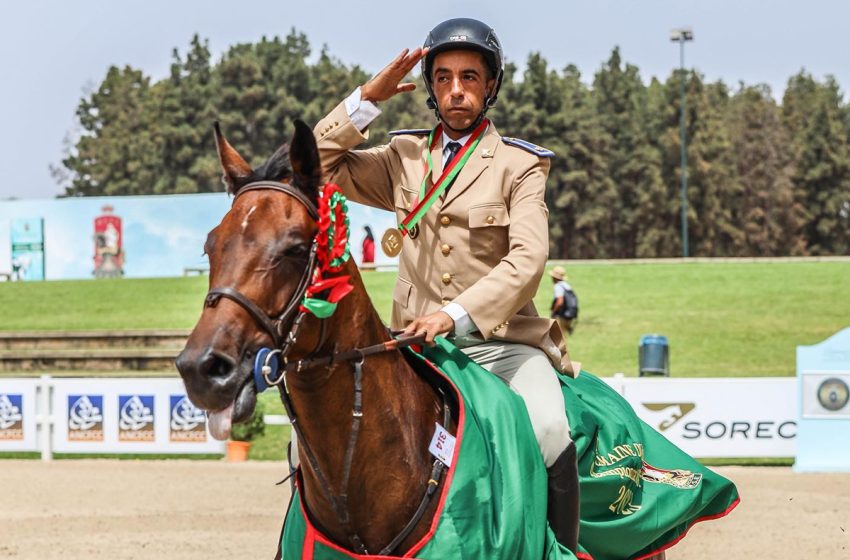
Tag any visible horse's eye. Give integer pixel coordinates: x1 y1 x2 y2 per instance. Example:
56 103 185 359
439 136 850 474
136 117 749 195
282 244 310 259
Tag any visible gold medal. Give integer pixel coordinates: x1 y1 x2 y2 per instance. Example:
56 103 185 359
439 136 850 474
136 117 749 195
381 227 403 257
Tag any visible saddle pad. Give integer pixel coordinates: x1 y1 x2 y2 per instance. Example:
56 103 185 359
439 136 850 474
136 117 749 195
279 338 738 559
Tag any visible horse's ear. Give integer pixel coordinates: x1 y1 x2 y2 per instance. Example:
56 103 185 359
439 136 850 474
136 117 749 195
289 119 321 202
214 122 254 195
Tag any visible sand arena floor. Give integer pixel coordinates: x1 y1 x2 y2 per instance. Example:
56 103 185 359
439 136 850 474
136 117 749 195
1 461 848 559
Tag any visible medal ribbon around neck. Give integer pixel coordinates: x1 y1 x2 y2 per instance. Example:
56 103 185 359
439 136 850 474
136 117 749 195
398 118 488 236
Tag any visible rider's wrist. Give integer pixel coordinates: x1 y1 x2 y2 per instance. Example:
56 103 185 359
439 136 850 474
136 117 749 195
360 84 377 104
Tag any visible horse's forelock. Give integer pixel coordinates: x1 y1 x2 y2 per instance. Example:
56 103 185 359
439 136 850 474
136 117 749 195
254 143 293 183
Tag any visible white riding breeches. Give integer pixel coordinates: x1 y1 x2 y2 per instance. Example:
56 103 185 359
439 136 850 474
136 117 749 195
459 341 571 468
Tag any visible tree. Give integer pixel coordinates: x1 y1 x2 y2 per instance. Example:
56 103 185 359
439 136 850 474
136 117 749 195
727 85 806 255
592 48 665 257
783 72 850 254
63 65 160 196
545 62 615 258
795 82 850 254
686 79 741 256
153 35 218 194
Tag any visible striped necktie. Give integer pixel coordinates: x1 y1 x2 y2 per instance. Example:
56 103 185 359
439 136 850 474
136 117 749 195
442 141 462 194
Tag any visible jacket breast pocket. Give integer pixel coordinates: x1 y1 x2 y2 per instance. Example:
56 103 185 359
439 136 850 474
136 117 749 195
394 187 418 211
468 203 510 259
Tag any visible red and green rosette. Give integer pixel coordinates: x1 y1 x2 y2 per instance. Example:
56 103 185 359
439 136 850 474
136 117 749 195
300 184 353 318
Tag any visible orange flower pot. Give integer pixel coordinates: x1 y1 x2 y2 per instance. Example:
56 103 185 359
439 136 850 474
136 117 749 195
226 440 252 462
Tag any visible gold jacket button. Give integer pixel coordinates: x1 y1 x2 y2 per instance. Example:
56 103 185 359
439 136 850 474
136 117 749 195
441 273 452 285
486 215 495 225
440 215 451 226
441 244 451 255
441 298 450 305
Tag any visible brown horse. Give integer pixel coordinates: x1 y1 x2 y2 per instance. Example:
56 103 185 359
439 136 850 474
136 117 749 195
176 121 454 556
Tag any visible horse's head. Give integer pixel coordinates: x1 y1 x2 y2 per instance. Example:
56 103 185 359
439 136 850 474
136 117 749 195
176 119 321 439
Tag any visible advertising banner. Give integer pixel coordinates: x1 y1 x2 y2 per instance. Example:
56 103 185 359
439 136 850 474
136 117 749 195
10 217 45 280
0 379 39 451
52 378 224 454
0 193 397 280
620 377 796 458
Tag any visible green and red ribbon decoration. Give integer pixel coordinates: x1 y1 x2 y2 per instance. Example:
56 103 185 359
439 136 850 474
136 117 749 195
300 183 353 319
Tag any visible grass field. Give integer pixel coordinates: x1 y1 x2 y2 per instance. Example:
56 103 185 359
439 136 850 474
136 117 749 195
1 261 847 376
2 261 846 462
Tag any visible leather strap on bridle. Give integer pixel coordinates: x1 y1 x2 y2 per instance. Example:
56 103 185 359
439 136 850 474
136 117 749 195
238 180 319 220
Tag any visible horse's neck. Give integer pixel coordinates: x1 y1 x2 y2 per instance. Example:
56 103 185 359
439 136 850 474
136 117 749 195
286 263 445 552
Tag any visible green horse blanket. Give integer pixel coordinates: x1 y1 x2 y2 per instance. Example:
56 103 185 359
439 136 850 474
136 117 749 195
280 338 739 559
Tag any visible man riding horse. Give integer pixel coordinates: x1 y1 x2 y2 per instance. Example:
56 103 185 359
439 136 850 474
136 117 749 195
313 17 580 551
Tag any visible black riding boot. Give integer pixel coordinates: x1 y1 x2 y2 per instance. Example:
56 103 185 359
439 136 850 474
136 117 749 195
547 442 580 553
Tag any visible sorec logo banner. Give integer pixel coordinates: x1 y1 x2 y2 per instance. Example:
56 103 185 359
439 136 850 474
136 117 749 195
68 395 104 441
118 395 155 442
0 394 24 440
169 395 207 442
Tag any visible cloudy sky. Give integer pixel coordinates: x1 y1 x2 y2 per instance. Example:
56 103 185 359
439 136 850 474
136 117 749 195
2 0 847 200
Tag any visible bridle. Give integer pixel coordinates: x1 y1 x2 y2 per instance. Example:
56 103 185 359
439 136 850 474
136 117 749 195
202 180 448 556
204 181 320 370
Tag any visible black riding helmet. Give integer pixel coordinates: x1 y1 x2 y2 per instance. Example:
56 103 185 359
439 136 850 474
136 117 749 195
421 18 505 128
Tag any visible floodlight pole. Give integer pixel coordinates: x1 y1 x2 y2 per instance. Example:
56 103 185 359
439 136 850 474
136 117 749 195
671 28 693 258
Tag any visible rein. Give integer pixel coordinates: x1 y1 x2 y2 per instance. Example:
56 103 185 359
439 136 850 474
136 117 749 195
204 180 449 555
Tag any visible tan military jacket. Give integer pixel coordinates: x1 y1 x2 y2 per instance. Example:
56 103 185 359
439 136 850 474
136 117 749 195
314 101 572 374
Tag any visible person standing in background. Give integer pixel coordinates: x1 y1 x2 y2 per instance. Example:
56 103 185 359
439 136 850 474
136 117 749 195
361 225 375 265
550 266 578 335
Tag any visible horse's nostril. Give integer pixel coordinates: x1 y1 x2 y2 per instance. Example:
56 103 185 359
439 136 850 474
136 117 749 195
203 350 236 378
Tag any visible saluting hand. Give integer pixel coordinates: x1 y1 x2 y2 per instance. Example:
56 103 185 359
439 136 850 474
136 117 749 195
403 311 454 346
360 47 429 103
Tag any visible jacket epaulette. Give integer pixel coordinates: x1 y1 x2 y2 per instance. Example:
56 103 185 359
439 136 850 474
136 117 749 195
389 129 431 136
501 137 555 158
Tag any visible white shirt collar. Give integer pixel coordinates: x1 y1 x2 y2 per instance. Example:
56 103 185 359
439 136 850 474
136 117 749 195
440 130 472 150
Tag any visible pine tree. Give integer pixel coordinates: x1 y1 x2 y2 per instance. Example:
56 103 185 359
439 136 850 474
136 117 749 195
728 85 806 255
63 65 160 196
154 35 218 194
544 63 616 258
795 81 850 254
592 47 665 257
783 72 850 254
687 80 741 256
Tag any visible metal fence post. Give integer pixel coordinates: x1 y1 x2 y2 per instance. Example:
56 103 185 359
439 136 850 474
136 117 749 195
38 374 53 462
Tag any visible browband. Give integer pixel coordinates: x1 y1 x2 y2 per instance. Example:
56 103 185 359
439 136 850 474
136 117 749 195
235 181 319 221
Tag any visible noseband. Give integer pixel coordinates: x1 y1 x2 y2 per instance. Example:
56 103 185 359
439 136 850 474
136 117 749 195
203 180 320 387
